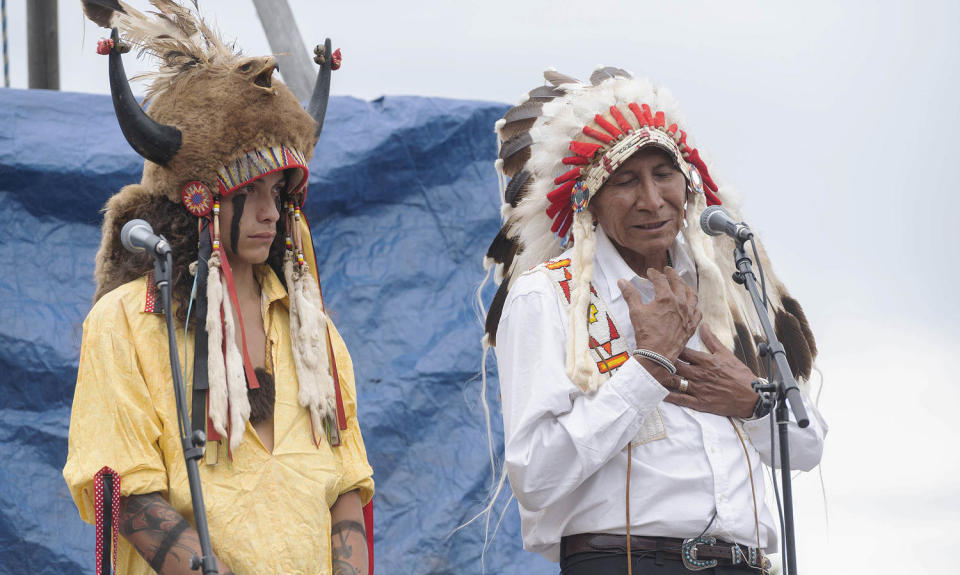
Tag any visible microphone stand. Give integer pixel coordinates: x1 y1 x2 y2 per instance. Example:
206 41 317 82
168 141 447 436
730 237 809 575
153 246 219 574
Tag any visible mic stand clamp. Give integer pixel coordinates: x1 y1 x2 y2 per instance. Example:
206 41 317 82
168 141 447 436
151 238 219 574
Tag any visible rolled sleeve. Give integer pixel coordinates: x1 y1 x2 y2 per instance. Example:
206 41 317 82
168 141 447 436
327 322 375 506
63 292 167 524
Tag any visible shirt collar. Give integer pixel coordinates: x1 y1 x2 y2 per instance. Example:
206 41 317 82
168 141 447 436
254 264 289 308
593 224 697 304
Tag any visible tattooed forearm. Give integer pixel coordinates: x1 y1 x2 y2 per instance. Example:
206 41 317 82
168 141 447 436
331 520 367 575
120 492 202 574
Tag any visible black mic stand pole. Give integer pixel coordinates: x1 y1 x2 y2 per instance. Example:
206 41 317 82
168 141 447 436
731 238 809 575
153 246 219 574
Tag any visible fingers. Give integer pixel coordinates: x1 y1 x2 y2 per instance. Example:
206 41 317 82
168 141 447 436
663 391 698 410
647 268 672 298
678 346 710 365
663 266 685 299
699 323 725 354
617 279 644 308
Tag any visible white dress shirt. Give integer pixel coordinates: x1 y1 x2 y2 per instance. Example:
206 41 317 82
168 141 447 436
495 225 827 562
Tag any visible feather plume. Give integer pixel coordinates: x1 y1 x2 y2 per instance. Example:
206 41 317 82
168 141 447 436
775 309 814 381
527 85 565 102
84 0 240 103
484 280 511 345
590 66 632 85
503 169 532 207
498 118 537 144
485 227 517 265
544 69 580 88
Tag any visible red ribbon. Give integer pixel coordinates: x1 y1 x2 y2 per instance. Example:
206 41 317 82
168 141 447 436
94 467 121 575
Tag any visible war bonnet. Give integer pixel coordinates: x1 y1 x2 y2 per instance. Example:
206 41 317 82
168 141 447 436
483 68 817 391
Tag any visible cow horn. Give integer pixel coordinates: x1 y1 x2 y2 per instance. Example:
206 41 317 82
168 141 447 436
307 38 334 138
108 28 182 165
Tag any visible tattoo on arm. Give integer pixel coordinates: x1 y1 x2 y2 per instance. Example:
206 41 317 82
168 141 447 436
120 492 196 574
331 520 367 575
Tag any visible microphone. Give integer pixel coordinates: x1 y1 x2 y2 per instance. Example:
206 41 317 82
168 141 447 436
121 219 171 257
700 206 753 241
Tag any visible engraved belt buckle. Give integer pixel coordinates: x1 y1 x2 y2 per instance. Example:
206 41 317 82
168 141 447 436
681 536 718 571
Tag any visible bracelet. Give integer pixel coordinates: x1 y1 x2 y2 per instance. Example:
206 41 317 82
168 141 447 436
631 348 677 374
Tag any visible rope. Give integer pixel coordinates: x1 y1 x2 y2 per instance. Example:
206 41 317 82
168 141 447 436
1 0 9 88
625 442 632 575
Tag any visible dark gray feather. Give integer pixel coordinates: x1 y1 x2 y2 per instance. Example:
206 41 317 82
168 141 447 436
82 0 125 28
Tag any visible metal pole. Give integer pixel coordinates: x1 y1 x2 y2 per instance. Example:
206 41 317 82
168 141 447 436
251 0 313 102
27 0 59 90
2 0 9 87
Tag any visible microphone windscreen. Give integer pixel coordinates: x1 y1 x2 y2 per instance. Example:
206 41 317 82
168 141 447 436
121 219 152 253
700 206 727 237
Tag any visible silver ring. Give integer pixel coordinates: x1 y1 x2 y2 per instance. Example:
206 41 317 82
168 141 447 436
678 379 689 393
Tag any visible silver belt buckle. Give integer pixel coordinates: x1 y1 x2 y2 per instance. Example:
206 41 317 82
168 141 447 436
681 536 719 571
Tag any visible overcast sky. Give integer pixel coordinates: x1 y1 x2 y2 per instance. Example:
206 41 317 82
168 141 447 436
4 1 959 573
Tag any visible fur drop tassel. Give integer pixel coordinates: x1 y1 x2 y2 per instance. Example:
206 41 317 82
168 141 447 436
284 252 337 435
567 212 602 392
205 250 229 438
683 192 735 350
219 254 251 451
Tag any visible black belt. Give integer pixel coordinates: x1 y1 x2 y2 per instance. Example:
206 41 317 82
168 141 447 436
561 533 770 571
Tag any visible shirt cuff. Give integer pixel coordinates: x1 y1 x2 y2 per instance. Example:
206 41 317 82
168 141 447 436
606 357 669 414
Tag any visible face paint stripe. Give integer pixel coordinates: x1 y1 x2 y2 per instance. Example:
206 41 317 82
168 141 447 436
230 193 247 255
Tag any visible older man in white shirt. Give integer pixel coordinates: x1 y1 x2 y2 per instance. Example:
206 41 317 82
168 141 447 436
484 68 826 575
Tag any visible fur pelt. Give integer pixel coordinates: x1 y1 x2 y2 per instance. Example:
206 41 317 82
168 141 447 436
84 0 318 300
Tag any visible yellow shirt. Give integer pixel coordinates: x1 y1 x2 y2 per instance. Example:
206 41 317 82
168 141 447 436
63 267 374 574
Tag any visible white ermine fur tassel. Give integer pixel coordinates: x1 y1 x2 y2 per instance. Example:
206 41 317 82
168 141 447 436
220 265 251 451
568 212 602 392
683 192 735 349
284 251 337 434
205 250 228 438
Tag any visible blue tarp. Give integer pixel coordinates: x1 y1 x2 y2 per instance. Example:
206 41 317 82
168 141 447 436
0 88 555 574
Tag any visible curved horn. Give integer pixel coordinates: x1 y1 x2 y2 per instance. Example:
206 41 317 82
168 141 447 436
307 38 333 138
108 28 182 165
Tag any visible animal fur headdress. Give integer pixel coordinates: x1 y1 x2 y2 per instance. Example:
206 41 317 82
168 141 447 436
83 0 345 451
484 67 817 390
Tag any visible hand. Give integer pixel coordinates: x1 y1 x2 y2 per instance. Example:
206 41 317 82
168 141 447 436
618 267 701 364
664 324 759 418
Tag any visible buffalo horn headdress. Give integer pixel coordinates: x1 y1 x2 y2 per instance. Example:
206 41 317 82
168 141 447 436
83 0 346 452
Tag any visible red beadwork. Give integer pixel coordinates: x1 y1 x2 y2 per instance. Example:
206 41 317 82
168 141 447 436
96 39 114 55
331 48 343 70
